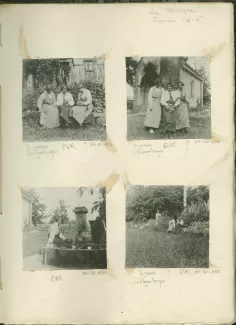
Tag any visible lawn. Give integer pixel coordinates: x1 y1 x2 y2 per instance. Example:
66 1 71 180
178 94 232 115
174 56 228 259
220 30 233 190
23 112 106 142
127 114 211 140
126 227 209 268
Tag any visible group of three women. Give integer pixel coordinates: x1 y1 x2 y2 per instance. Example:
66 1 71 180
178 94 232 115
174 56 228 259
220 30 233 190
144 79 190 137
37 84 94 129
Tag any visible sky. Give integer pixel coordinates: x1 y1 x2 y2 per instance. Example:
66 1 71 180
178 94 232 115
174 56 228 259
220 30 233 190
35 187 102 222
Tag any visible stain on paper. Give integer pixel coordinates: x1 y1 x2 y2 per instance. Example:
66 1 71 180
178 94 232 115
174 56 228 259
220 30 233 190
102 134 117 153
95 172 120 194
203 42 226 62
122 171 130 190
18 26 31 58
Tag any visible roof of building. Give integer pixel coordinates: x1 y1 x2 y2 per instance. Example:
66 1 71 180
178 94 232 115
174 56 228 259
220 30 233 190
181 62 203 81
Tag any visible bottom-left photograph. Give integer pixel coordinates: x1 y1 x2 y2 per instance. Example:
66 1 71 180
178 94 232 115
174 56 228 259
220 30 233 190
22 187 107 270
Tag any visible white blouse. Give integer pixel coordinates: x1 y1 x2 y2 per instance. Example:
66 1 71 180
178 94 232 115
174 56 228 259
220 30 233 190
56 92 75 107
37 91 56 110
47 222 65 245
160 90 180 108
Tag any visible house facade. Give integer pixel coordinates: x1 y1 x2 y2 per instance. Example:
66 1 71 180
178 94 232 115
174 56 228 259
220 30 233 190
61 58 105 86
133 57 203 112
22 193 33 228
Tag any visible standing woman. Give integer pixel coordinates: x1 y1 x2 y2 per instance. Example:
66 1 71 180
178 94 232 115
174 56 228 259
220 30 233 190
144 78 163 134
176 81 190 135
160 83 180 138
56 86 75 127
37 85 60 128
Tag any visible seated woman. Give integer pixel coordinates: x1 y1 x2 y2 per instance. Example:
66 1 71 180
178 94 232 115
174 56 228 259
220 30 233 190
56 86 75 127
37 85 60 128
167 217 176 233
46 217 66 248
70 84 94 126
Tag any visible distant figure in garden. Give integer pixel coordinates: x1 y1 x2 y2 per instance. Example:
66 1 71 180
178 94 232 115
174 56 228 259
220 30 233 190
167 217 176 233
155 210 162 225
176 81 190 134
70 84 94 126
175 217 184 234
46 217 66 247
37 85 60 129
160 83 180 137
144 77 163 134
56 86 75 127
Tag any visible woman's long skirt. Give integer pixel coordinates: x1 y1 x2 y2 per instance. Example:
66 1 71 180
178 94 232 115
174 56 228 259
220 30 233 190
40 103 60 128
176 102 190 130
144 99 161 128
59 104 72 124
163 108 177 133
70 105 94 126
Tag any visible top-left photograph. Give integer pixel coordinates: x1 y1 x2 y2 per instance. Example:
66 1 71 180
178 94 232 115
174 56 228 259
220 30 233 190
22 58 106 142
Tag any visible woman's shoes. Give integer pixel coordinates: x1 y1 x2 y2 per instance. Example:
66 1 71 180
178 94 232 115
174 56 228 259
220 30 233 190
150 129 154 134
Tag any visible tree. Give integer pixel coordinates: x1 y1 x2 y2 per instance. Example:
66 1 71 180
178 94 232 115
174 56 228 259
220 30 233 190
77 187 106 220
186 186 209 205
22 188 47 225
50 200 70 224
197 65 211 106
126 186 183 222
126 57 139 87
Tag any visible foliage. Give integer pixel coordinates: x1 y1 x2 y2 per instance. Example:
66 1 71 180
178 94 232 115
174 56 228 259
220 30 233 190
126 185 209 229
197 65 211 106
22 188 47 225
70 77 106 113
126 57 139 87
126 186 184 222
140 62 159 89
186 186 209 205
77 187 106 220
185 221 209 237
50 200 70 224
181 201 209 226
23 59 70 89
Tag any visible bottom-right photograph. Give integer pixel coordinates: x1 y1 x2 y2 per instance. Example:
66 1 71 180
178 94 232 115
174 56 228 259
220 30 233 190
126 185 209 268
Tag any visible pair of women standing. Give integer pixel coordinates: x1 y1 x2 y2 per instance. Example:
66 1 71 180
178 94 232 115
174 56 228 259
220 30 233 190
37 84 94 128
144 80 190 136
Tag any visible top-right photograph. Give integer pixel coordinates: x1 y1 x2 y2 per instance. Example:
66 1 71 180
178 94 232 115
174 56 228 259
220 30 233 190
126 56 211 140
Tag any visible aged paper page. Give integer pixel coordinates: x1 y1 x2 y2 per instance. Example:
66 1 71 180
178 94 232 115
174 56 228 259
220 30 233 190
0 3 234 324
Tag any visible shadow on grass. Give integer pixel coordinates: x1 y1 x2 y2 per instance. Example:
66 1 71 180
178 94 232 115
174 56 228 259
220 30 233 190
23 111 106 142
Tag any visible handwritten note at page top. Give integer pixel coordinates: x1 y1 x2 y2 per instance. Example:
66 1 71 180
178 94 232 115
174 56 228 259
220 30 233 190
0 3 234 325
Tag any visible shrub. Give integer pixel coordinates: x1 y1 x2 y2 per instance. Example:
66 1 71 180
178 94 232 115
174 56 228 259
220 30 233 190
185 221 209 236
22 88 39 112
154 215 169 232
181 201 209 226
69 78 105 113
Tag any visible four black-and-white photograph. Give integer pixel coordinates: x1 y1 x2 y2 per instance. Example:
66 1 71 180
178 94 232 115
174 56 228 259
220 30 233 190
126 56 211 140
22 187 107 270
22 58 106 142
126 185 209 268
22 57 213 270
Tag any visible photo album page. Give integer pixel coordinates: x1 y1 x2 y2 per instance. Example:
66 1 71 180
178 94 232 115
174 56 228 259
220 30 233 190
0 3 234 324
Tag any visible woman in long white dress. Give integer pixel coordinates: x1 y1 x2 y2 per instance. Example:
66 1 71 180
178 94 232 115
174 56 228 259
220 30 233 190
37 85 60 128
144 78 163 134
176 81 190 135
